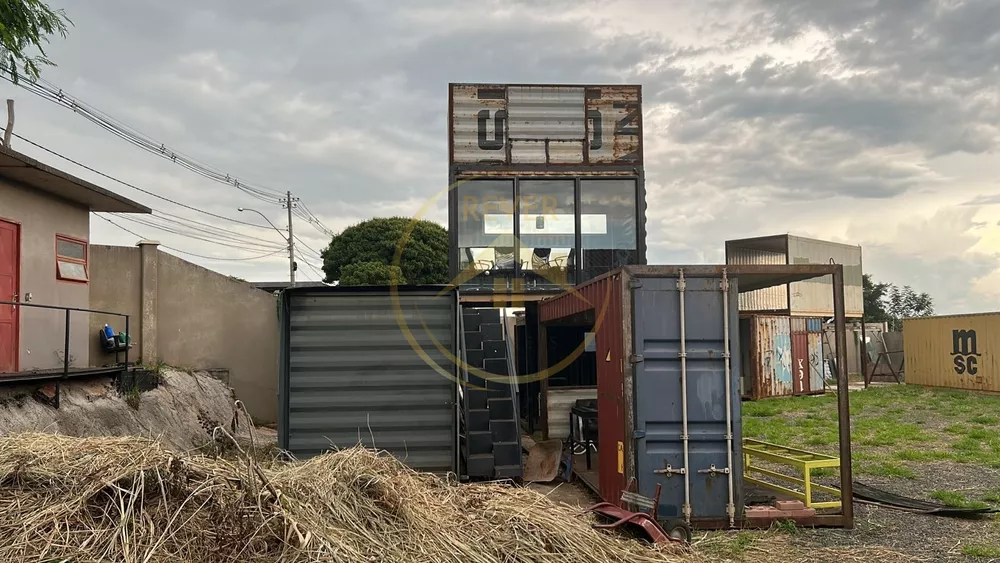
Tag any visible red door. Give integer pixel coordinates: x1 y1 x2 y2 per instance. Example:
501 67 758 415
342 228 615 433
0 219 19 373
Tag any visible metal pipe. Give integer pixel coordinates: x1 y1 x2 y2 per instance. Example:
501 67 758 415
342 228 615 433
832 265 854 529
721 269 736 527
677 269 692 523
59 308 70 409
124 315 130 368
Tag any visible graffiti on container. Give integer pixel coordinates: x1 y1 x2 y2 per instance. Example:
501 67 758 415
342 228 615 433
951 329 981 376
796 357 807 393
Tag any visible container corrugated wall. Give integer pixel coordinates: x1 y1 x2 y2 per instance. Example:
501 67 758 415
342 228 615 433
786 236 863 318
904 312 1000 392
508 86 585 164
728 248 788 313
807 331 824 393
751 316 793 398
279 289 458 473
539 272 627 503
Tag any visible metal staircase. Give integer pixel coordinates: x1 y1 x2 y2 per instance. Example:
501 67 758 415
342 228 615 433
459 305 523 480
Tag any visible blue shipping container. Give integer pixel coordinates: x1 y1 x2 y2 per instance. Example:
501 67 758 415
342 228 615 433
630 273 743 526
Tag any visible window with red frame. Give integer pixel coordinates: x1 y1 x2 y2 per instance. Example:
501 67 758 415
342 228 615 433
56 235 88 282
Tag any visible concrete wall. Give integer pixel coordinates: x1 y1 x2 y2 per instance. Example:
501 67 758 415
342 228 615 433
90 244 280 423
0 178 90 371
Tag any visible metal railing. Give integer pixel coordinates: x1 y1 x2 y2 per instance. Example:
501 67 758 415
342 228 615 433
0 300 130 407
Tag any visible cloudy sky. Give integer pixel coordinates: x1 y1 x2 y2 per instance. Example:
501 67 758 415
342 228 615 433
5 0 998 314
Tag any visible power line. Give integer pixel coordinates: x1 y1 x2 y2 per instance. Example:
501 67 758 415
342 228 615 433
8 132 274 229
292 233 323 259
109 213 287 252
94 213 287 262
6 75 285 201
7 76 341 236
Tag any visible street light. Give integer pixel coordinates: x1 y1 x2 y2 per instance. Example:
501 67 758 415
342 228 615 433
239 207 296 285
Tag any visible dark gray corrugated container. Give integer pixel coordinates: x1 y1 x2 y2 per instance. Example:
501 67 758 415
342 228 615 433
278 285 459 474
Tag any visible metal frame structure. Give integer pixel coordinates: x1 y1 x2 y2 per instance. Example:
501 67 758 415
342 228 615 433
743 439 842 510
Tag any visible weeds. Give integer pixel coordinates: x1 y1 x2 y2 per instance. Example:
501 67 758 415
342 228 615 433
930 491 990 509
961 543 1000 558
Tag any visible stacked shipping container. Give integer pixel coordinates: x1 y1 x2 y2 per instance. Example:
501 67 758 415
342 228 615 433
742 315 825 400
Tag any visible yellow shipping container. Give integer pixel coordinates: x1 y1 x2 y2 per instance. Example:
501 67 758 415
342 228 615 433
903 312 1000 392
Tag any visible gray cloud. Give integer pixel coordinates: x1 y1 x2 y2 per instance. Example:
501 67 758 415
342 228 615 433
7 0 997 310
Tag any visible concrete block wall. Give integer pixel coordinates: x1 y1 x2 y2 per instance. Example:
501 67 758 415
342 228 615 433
89 242 280 423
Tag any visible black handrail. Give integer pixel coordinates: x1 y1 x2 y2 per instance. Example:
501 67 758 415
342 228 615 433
0 300 130 408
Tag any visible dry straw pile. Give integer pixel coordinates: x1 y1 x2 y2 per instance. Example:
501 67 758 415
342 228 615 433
0 432 693 562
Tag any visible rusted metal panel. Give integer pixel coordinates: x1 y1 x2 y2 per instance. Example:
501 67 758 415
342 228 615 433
791 326 811 395
808 331 824 392
726 247 788 313
537 272 628 503
904 312 1000 392
451 84 507 165
449 83 642 166
751 316 793 399
585 86 641 163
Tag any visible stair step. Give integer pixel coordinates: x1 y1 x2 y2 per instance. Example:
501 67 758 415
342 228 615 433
464 349 484 369
483 340 506 359
465 388 488 410
488 387 511 399
491 419 519 443
483 358 509 376
468 409 491 431
468 374 510 390
488 397 515 420
467 453 494 477
467 431 493 455
481 323 503 341
494 464 523 479
492 441 522 466
463 312 482 331
477 309 501 323
464 332 483 350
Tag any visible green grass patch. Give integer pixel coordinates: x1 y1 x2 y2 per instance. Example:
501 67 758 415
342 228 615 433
859 460 916 479
970 415 1000 425
962 543 1000 558
944 423 967 435
894 449 954 462
810 467 837 478
968 428 992 440
983 490 1000 504
930 490 990 509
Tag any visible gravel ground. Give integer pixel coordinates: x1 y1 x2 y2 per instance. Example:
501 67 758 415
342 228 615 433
797 461 1000 562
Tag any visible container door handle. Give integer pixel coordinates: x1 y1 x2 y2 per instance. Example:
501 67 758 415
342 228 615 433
696 464 730 476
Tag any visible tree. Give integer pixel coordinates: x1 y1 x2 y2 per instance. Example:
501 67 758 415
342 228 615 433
0 0 72 84
320 217 448 286
339 262 406 286
863 274 933 331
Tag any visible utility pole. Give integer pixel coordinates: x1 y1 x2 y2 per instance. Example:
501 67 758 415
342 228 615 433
281 190 299 286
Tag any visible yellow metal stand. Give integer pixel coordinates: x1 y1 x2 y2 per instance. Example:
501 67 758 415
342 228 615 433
743 439 842 510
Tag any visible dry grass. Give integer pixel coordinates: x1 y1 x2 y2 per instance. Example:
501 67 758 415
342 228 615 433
0 431 695 563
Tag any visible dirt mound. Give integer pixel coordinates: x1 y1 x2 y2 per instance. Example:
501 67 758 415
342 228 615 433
0 368 237 452
0 432 694 563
